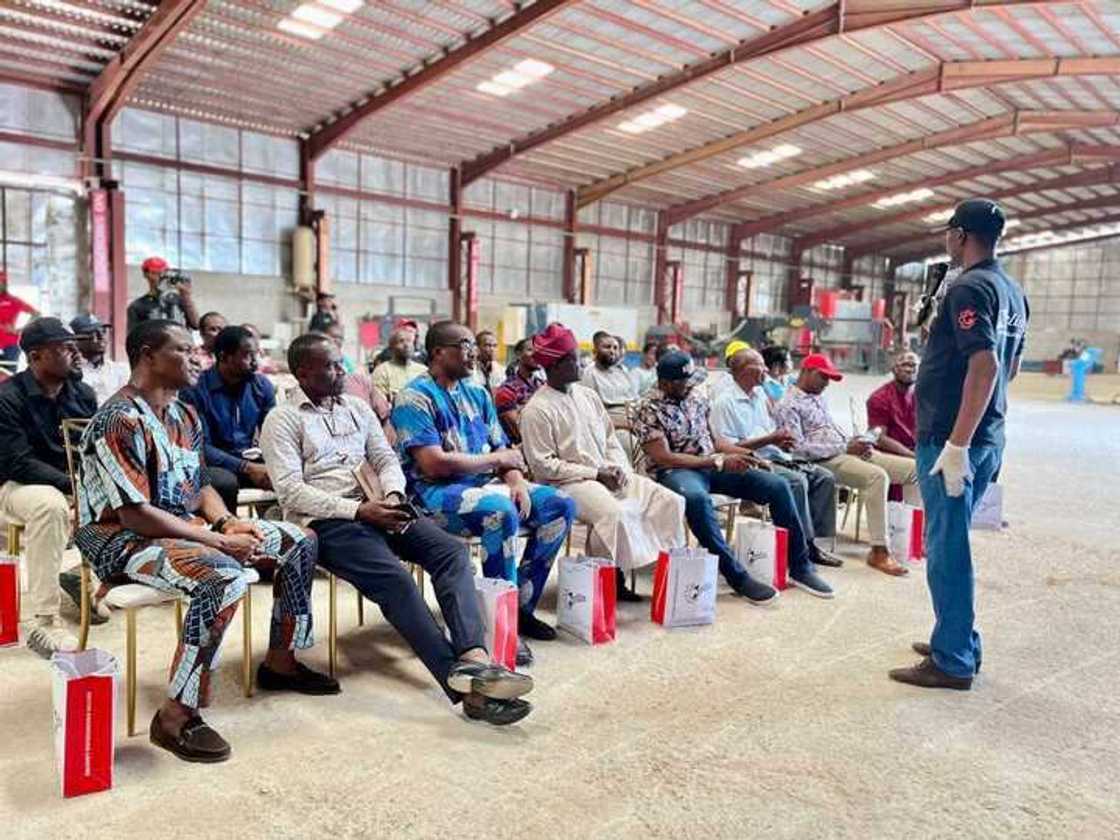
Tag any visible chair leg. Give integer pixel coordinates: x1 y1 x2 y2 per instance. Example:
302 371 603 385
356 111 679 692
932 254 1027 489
242 589 253 698
328 572 338 679
78 562 91 651
724 506 736 545
412 563 425 599
356 590 364 627
174 599 183 638
126 608 138 737
855 495 864 542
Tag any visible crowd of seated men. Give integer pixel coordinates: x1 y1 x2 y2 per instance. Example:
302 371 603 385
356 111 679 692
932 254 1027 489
1 259 925 765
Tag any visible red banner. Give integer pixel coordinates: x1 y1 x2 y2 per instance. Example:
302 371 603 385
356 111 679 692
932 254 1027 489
90 190 111 310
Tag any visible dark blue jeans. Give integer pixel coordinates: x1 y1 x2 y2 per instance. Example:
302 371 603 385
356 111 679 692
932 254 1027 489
311 516 487 701
916 441 1002 679
656 467 812 583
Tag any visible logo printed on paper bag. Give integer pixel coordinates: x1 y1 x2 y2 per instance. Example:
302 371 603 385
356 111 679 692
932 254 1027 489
562 590 587 610
686 582 713 602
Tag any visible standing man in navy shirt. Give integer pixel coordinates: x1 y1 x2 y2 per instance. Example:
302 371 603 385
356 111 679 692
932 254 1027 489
890 199 1028 691
181 325 276 513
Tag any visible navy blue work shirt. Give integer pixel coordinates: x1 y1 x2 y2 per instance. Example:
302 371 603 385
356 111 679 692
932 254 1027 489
180 367 276 474
916 257 1029 449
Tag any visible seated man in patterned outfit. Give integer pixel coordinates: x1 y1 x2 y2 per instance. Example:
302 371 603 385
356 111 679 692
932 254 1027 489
74 320 333 765
493 337 544 444
634 351 835 604
392 321 575 667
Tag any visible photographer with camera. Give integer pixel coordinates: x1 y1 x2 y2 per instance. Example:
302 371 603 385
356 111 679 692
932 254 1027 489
126 256 200 336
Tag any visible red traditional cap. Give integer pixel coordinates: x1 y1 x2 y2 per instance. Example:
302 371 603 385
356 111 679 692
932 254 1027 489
531 322 577 368
141 256 168 273
801 352 843 381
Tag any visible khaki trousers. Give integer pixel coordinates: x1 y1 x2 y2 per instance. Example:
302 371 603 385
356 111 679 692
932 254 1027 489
818 452 920 547
560 474 685 570
0 481 71 618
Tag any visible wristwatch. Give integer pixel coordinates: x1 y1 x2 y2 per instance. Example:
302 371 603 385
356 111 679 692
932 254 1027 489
712 454 725 471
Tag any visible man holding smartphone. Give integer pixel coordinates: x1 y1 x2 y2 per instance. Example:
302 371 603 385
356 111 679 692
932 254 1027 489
261 332 534 726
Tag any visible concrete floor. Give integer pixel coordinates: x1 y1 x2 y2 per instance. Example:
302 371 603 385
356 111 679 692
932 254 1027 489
1 373 1118 839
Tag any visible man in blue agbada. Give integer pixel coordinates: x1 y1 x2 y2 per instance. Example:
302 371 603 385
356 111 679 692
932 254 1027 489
392 321 575 667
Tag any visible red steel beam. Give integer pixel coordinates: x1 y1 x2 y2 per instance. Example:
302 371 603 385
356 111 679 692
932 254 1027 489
86 0 207 126
796 158 1120 250
307 0 573 161
461 0 1063 187
663 108 1120 226
577 53 1119 209
733 148 1073 240
851 192 1120 259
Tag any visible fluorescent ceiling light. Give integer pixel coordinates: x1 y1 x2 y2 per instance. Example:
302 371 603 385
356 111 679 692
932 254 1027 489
278 17 326 39
318 0 362 11
614 102 687 134
813 169 875 191
476 80 513 96
493 70 533 89
873 187 935 209
738 143 801 169
291 3 342 28
1004 218 1022 229
924 208 954 223
514 59 554 79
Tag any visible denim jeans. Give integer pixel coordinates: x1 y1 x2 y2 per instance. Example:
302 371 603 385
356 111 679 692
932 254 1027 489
656 467 812 583
916 441 1002 679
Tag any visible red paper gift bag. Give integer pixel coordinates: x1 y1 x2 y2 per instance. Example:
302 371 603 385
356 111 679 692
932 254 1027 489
650 548 718 628
51 650 118 798
0 555 19 647
557 557 616 644
910 508 925 561
474 577 518 670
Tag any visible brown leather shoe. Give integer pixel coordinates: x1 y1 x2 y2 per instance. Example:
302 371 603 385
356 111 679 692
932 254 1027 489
868 548 908 577
889 657 972 690
149 712 231 763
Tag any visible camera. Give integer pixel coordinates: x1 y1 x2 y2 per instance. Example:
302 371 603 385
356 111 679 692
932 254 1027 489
157 269 191 307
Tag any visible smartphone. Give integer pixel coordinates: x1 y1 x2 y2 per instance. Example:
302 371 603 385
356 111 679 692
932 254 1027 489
395 500 420 521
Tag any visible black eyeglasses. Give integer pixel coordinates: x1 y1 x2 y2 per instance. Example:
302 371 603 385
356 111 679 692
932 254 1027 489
437 338 477 354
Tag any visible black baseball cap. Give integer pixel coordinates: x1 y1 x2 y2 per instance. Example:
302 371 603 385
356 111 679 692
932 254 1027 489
19 317 75 352
69 313 109 335
943 198 1006 239
656 350 707 385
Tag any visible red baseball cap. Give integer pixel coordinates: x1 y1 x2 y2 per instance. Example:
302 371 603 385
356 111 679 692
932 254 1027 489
141 256 168 273
801 352 843 381
395 318 419 330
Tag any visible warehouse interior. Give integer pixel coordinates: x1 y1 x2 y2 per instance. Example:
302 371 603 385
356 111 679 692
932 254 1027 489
0 1 1118 837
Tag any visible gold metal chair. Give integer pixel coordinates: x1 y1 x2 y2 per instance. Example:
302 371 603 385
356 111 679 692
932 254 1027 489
61 418 257 735
324 564 424 679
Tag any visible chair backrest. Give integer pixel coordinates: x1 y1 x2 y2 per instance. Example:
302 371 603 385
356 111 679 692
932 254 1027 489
60 418 92 518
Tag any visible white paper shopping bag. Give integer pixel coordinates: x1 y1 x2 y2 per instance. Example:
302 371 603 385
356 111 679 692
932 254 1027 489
888 502 918 562
51 649 118 798
735 520 789 590
652 548 718 628
557 556 616 645
971 484 1003 530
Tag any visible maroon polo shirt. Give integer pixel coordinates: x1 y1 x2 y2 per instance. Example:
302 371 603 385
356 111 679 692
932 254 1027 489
866 380 916 451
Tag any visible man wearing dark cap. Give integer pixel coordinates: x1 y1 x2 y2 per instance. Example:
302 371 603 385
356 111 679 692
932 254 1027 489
70 313 129 404
774 353 920 577
633 350 834 604
126 255 200 335
890 198 1028 691
0 318 97 657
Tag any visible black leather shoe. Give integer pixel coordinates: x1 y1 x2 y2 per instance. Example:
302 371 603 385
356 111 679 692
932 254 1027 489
516 638 534 667
257 662 341 695
149 713 231 763
615 568 643 602
463 696 532 726
447 661 533 700
809 545 844 568
889 657 972 690
518 610 557 641
912 642 981 673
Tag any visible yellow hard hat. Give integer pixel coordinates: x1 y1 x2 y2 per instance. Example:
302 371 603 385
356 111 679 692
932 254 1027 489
724 339 751 360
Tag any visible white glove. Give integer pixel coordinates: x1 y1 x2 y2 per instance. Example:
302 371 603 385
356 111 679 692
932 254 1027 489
930 442 971 498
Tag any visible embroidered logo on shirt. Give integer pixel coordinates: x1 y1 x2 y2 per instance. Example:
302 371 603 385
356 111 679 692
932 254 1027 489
957 309 977 330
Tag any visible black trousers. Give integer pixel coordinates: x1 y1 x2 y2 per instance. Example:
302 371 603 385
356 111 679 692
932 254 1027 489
310 516 486 701
205 466 250 514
